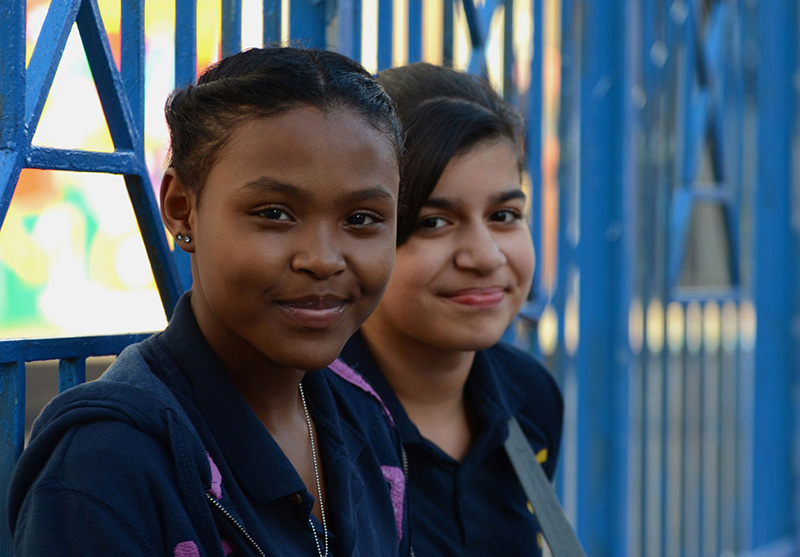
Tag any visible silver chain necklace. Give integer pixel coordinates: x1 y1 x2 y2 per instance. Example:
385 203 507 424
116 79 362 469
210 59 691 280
299 382 329 557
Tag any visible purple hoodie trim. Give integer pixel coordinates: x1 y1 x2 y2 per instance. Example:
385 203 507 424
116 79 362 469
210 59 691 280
381 465 405 544
174 541 200 556
328 359 395 427
206 453 223 500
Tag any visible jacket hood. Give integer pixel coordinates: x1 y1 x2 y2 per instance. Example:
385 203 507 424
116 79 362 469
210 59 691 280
7 345 212 530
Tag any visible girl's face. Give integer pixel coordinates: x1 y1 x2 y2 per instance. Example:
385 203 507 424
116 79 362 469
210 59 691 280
363 138 534 352
171 106 399 374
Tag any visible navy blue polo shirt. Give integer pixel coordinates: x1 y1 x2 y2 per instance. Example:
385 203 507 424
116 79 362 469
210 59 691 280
339 331 563 557
9 294 408 556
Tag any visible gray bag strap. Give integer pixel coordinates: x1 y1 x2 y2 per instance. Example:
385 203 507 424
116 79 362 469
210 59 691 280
504 416 586 557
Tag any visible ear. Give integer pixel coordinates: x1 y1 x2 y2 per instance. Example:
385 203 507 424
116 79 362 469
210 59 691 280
160 168 197 253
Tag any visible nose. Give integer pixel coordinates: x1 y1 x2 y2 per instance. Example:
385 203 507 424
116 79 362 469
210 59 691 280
290 225 347 279
453 223 507 275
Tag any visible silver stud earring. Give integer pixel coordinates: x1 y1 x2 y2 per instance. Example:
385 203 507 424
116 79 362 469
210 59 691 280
183 235 191 243
176 233 191 244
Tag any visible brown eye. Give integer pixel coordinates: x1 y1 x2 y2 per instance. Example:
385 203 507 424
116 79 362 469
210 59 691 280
417 217 446 229
260 208 290 221
489 210 521 223
346 213 380 226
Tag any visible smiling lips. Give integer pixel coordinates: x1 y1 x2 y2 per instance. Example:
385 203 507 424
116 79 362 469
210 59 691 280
442 286 506 308
277 296 348 329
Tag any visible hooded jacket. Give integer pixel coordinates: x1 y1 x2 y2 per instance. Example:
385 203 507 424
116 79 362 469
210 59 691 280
8 294 408 556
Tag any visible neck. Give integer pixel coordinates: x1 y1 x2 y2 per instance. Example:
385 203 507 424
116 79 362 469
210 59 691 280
360 321 476 460
189 292 307 429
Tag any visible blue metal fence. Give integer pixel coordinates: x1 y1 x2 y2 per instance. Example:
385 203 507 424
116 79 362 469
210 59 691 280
1 0 798 556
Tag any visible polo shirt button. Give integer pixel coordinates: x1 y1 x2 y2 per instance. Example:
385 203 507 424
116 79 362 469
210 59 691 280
291 493 303 506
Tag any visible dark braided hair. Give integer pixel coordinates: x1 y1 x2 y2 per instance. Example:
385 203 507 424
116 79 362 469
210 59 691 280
165 47 403 201
375 63 524 245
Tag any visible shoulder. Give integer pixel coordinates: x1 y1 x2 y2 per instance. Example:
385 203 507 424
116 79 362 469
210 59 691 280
484 342 563 408
482 342 564 476
10 417 182 555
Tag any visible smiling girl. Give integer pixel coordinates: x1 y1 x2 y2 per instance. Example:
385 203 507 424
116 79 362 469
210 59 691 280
337 63 564 556
9 48 408 556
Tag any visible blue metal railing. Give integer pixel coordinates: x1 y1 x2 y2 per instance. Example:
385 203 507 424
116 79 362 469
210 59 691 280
2 0 799 556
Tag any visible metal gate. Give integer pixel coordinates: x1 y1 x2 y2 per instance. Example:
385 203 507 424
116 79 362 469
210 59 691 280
1 0 798 556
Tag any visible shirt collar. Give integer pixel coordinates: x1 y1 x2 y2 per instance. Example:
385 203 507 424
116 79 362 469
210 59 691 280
157 293 308 503
340 331 524 448
339 331 423 445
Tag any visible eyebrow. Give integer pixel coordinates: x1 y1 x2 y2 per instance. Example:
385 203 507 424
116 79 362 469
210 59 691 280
423 188 526 210
238 177 308 198
238 177 394 204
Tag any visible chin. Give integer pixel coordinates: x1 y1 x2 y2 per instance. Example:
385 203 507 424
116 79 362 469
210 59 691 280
437 330 506 352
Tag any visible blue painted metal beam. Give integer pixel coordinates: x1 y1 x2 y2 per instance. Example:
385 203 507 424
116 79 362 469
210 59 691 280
376 0 393 70
175 0 197 87
337 0 362 62
574 0 631 554
173 0 197 292
501 0 513 102
290 0 327 48
526 0 543 303
0 151 23 236
27 147 139 173
0 0 26 151
263 0 282 45
0 0 26 231
442 0 454 67
58 357 87 393
750 0 797 549
0 334 152 363
0 361 25 557
407 0 422 63
121 0 145 141
222 0 243 58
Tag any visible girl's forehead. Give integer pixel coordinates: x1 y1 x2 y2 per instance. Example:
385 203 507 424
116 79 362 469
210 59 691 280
202 106 400 202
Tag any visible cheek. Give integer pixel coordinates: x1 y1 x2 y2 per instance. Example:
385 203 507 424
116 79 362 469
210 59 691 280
506 233 536 288
387 244 446 292
353 241 396 295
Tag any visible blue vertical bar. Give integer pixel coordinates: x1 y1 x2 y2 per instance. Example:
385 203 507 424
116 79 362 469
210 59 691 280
407 0 422 63
750 0 797 550
121 0 145 144
59 358 87 393
377 0 394 70
443 0 454 67
575 0 631 555
221 0 243 57
173 0 197 293
263 0 282 44
553 0 578 507
0 361 25 557
502 0 513 102
175 0 198 87
290 0 327 48
527 0 542 306
337 0 362 62
0 0 26 228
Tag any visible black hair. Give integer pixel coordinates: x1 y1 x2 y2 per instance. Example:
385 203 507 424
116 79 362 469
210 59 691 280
165 47 403 200
376 63 524 245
